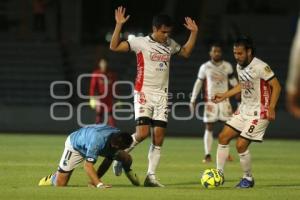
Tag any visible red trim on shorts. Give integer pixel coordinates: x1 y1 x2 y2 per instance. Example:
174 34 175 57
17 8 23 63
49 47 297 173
260 79 271 119
135 52 145 92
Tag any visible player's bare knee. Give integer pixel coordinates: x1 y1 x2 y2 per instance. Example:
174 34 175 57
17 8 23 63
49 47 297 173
218 132 230 144
236 142 247 153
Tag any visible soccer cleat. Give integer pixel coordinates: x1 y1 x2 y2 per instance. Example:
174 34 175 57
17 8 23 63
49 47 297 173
125 170 140 186
144 175 165 187
235 178 255 188
112 160 123 176
202 154 212 163
38 174 54 186
217 169 225 185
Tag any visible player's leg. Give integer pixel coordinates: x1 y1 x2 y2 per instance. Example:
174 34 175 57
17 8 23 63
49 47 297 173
235 136 254 188
219 100 235 162
216 125 239 172
202 102 218 163
112 121 151 176
235 119 269 188
107 113 115 127
216 113 243 173
144 124 166 187
95 102 103 124
39 137 83 187
203 122 213 163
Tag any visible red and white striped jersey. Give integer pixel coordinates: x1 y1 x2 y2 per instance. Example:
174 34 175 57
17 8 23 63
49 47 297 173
237 57 275 119
127 35 181 96
197 60 237 101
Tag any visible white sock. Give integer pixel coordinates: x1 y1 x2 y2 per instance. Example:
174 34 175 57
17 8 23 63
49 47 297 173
147 144 161 179
216 144 229 172
239 149 252 181
204 129 213 155
125 134 139 153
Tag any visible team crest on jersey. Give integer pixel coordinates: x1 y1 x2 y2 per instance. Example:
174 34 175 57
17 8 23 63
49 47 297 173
264 66 272 74
241 81 254 89
150 52 170 62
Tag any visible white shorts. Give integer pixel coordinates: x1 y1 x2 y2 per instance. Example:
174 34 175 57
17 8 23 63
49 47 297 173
134 91 168 122
58 137 84 172
226 113 270 142
203 100 233 123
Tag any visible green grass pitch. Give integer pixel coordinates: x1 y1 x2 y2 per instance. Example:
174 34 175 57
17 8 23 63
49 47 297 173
0 134 299 200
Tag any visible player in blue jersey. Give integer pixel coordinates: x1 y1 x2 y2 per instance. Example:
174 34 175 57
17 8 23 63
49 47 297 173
38 124 140 188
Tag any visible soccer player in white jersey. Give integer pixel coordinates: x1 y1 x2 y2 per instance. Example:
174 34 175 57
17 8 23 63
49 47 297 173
213 36 281 188
286 14 300 118
190 43 238 163
110 6 198 187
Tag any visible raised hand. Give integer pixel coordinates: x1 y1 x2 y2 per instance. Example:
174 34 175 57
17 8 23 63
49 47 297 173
115 6 130 25
183 17 198 32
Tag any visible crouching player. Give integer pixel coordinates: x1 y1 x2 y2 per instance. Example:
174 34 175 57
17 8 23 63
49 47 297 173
38 124 140 188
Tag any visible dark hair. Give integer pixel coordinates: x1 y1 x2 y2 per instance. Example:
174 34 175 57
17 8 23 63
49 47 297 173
233 35 255 55
152 14 173 29
209 42 223 50
111 132 133 149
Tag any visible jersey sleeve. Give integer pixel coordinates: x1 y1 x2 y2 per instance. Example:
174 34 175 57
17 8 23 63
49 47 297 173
259 65 275 81
197 64 206 80
169 39 181 55
127 37 142 52
85 139 105 163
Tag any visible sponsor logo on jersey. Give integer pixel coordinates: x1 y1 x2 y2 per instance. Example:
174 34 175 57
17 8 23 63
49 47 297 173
150 52 170 62
264 66 272 74
241 81 254 89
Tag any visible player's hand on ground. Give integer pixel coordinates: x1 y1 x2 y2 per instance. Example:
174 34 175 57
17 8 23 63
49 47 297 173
88 182 112 189
212 93 225 103
267 108 276 121
115 6 130 25
183 17 198 32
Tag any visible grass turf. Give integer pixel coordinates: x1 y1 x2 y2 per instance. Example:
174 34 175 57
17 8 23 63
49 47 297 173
0 134 299 200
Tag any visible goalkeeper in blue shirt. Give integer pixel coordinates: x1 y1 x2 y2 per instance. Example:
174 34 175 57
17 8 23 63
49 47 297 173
38 124 140 188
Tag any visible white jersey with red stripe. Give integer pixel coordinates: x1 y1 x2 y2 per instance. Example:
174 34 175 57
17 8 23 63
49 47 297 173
197 60 237 101
127 35 181 96
237 57 275 119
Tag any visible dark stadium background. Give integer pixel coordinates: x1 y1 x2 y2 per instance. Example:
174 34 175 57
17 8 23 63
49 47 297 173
0 0 299 138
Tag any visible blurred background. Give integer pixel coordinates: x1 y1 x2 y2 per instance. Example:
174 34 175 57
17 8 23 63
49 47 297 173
0 0 299 137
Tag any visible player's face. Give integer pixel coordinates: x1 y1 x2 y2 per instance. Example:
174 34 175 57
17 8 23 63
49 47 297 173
152 25 172 43
209 46 222 62
233 45 252 67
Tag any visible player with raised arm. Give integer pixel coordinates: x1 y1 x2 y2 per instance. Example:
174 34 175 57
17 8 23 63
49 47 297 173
110 6 198 187
213 36 281 188
38 124 140 188
190 43 238 163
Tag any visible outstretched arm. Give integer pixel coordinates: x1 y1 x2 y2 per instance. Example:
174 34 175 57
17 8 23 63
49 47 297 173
213 83 241 103
96 158 113 178
110 6 130 52
178 17 198 58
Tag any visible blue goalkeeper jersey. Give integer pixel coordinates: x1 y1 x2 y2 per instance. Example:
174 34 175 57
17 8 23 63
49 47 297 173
69 124 120 163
